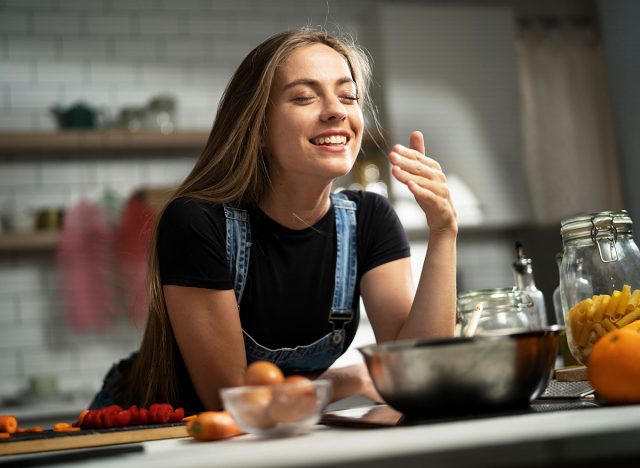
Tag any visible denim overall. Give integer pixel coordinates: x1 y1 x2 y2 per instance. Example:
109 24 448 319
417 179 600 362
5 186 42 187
89 193 357 409
225 192 357 373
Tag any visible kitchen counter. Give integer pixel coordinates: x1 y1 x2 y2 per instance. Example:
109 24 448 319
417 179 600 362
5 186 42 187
3 401 640 467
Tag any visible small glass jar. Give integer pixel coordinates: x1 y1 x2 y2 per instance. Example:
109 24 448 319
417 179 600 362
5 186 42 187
560 210 640 364
456 288 536 336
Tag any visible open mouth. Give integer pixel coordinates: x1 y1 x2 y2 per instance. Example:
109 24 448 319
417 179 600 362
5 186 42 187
310 135 349 146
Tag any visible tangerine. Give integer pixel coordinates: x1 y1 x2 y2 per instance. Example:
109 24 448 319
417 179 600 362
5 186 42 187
234 387 275 430
588 328 640 404
244 361 284 386
269 377 317 423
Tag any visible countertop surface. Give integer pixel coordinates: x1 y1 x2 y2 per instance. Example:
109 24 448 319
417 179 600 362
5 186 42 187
4 400 640 468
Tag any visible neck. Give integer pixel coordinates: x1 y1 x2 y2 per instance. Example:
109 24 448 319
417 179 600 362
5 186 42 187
259 183 334 230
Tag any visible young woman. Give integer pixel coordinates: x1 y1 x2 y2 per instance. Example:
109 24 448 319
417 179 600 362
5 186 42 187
93 27 457 413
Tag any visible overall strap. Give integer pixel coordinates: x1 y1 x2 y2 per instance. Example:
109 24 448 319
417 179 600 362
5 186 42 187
329 192 358 339
223 204 252 304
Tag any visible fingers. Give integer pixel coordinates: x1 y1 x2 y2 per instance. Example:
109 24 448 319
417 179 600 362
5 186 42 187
390 162 448 198
388 130 449 189
407 180 457 226
389 151 445 188
409 130 425 155
388 131 457 233
389 149 441 173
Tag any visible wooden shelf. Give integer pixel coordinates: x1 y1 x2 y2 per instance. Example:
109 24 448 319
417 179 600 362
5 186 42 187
0 130 209 156
0 231 59 253
0 130 388 157
0 129 385 251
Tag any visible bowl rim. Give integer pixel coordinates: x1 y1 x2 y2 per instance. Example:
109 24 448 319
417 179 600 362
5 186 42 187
219 378 332 397
358 324 565 355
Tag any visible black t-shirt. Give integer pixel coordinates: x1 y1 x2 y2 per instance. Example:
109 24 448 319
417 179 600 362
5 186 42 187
157 190 411 352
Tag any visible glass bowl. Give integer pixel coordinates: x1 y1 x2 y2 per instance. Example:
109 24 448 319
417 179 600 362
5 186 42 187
220 379 332 437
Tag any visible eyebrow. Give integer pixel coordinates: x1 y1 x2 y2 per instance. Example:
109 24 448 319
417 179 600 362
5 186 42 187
282 77 355 91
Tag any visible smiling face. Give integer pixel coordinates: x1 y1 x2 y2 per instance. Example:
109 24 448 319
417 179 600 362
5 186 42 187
264 43 364 185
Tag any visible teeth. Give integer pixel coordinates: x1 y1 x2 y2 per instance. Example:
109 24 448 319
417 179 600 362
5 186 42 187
312 135 347 145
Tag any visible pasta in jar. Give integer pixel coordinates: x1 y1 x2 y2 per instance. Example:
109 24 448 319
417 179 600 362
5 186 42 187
560 211 640 365
566 284 640 363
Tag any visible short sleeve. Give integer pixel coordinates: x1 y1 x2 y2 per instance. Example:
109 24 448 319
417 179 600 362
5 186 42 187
157 197 234 290
348 190 411 275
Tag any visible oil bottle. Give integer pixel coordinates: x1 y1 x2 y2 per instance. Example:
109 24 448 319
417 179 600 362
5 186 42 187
512 241 548 328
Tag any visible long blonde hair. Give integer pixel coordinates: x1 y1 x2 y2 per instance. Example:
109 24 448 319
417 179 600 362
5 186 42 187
125 27 376 408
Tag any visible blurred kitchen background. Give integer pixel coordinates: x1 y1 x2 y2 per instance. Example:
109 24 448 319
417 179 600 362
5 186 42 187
0 0 638 414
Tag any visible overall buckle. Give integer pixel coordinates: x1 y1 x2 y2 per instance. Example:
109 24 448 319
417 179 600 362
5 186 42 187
328 312 352 345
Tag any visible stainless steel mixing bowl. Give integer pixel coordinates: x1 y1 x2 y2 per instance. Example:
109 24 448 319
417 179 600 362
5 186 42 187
359 325 563 417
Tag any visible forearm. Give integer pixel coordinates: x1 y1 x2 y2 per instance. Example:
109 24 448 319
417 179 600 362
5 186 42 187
318 363 382 403
386 131 458 341
396 230 458 340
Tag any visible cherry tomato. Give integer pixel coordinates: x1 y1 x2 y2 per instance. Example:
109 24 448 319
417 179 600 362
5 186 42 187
113 410 131 427
169 408 185 423
138 408 149 425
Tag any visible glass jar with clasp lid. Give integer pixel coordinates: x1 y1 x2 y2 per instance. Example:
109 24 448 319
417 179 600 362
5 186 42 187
560 210 640 365
456 288 536 336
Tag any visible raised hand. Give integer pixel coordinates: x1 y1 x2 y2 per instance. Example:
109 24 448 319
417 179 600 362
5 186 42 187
389 131 457 235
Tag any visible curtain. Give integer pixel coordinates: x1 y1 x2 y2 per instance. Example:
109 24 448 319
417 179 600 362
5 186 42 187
517 22 623 225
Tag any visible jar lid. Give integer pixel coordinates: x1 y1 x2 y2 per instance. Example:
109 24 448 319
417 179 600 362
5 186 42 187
457 287 533 314
560 210 633 242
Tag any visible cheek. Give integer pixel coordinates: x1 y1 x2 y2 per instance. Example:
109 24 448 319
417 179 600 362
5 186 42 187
265 112 306 152
352 108 365 132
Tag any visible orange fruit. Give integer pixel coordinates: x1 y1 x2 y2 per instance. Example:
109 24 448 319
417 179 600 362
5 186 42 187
187 411 244 441
244 361 284 386
268 376 317 423
588 328 640 404
234 387 275 430
283 375 312 385
622 319 640 332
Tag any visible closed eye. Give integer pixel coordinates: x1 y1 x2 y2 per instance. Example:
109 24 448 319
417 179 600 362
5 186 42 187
340 95 360 104
292 96 316 104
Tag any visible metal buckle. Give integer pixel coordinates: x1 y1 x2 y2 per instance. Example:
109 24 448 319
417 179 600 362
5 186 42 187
329 313 352 327
328 312 352 345
590 214 619 263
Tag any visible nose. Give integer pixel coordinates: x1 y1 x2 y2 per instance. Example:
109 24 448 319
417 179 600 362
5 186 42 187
320 96 347 122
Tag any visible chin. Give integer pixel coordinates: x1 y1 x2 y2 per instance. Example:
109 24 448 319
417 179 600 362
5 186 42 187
328 153 357 171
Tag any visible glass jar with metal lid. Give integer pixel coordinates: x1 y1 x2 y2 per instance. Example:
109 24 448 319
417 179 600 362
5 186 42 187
560 210 640 364
456 288 536 336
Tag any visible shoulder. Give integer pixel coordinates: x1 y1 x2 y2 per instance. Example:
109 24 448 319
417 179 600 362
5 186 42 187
157 197 235 289
162 197 225 224
163 196 222 217
159 197 227 239
339 190 395 217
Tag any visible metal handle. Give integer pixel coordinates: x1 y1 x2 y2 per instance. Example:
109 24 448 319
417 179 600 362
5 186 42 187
590 214 619 263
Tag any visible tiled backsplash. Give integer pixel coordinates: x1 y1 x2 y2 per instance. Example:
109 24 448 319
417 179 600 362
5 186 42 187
0 155 197 399
0 0 371 403
0 0 367 131
0 0 515 403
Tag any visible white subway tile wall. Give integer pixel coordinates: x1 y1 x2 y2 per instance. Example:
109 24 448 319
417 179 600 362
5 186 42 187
0 0 513 403
0 0 371 403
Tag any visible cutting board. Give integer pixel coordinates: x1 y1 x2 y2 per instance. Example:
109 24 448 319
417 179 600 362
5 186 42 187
0 423 188 456
321 405 404 428
320 399 601 429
